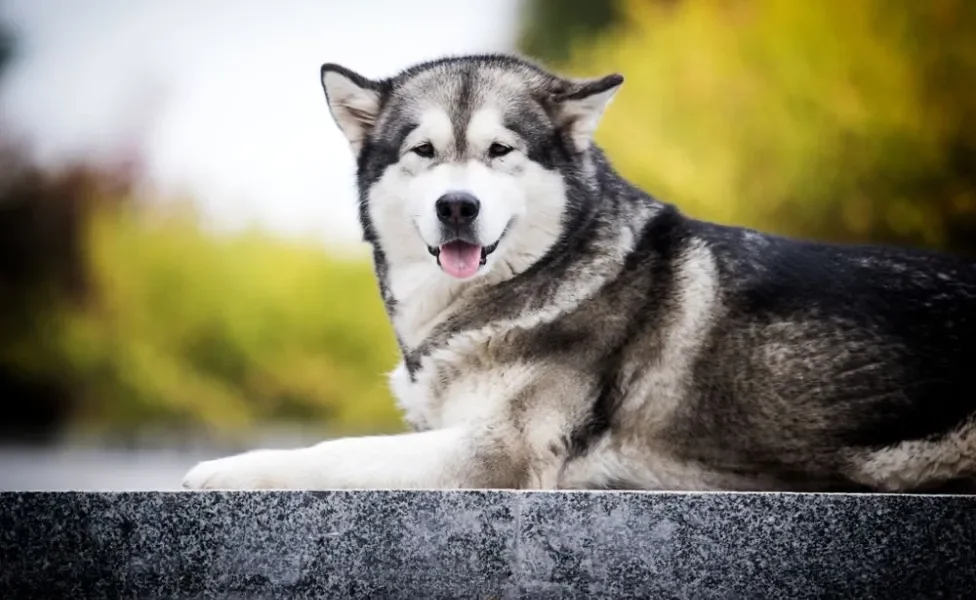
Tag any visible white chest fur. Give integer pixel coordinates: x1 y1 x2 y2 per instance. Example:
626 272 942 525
387 361 431 430
388 345 538 433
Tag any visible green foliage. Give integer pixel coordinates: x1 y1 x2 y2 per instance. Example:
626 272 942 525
517 0 623 64
521 0 976 256
2 201 404 436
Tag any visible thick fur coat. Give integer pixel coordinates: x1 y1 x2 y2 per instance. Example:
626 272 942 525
184 54 976 493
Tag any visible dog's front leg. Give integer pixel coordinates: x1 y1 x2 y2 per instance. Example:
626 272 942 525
181 426 526 490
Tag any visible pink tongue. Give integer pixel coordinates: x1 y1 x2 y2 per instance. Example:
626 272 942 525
439 241 482 278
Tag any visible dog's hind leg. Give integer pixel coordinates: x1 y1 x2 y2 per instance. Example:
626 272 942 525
841 416 976 492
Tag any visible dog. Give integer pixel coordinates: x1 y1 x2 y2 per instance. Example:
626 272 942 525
183 54 976 493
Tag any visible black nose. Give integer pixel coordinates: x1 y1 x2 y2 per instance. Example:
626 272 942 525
435 192 480 227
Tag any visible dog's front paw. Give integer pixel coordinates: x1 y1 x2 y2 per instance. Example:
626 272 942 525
182 450 291 490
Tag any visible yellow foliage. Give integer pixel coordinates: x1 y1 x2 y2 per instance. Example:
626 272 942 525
553 0 976 251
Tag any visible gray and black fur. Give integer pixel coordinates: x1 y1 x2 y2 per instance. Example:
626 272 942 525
183 54 976 493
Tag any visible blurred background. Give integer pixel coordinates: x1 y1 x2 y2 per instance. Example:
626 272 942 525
0 0 973 490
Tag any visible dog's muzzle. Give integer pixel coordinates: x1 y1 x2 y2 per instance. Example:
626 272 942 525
424 191 508 279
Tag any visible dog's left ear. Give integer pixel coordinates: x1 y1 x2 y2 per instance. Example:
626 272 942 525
321 63 384 156
552 73 623 152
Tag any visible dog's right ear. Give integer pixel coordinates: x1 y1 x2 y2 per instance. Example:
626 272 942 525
320 63 383 156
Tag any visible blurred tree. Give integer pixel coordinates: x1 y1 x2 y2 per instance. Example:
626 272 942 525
517 0 623 64
0 19 13 81
0 158 111 442
518 0 976 257
0 24 78 442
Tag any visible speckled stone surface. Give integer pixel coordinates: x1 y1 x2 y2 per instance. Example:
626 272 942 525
1 491 975 599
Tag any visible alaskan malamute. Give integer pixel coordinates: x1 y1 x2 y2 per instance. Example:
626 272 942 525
184 54 976 493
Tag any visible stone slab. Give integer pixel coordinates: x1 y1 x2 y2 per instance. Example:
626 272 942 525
1 491 975 599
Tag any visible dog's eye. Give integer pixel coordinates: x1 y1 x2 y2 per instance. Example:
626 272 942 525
411 143 435 158
488 143 513 159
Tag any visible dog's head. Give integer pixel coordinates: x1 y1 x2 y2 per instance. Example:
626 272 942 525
320 54 622 283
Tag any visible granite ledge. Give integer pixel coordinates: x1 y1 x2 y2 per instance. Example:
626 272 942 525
1 490 975 599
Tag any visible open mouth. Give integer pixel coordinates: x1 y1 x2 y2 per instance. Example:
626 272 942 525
427 239 501 279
